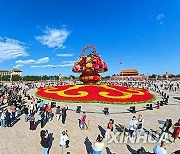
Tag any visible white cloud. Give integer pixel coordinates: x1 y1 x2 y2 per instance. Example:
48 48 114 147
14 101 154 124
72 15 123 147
14 64 23 69
61 60 76 64
30 62 74 68
35 27 70 49
0 37 29 63
57 63 74 67
36 57 49 63
15 57 49 68
56 53 74 57
157 14 165 20
30 64 56 68
156 13 165 24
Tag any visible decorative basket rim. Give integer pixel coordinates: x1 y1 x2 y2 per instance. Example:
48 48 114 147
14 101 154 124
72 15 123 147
81 45 97 57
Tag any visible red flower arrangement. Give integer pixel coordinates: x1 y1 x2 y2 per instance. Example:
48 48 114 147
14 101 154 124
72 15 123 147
36 85 155 104
72 45 108 73
72 45 108 84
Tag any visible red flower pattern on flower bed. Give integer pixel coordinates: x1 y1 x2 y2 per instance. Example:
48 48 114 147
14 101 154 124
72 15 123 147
36 85 154 104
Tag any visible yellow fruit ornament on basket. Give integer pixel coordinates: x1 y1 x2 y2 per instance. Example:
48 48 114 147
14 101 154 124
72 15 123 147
86 62 93 68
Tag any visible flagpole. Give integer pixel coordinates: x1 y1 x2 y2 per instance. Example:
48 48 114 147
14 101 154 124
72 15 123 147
120 61 123 84
122 63 123 84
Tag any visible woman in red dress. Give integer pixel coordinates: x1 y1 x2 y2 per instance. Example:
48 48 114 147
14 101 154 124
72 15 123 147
172 119 180 143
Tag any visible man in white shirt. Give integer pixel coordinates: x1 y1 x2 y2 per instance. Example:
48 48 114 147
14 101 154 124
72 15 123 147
129 116 138 138
29 102 34 115
136 114 144 141
153 140 167 154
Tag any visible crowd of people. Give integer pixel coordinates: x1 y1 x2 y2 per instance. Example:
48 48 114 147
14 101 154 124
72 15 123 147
0 80 180 154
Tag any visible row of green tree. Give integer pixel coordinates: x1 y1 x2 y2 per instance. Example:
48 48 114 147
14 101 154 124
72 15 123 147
0 75 112 81
0 75 77 81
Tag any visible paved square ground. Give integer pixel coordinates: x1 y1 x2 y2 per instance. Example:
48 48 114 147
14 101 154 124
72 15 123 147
0 87 180 154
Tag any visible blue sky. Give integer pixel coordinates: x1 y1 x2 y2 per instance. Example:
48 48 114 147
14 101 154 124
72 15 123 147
0 0 180 76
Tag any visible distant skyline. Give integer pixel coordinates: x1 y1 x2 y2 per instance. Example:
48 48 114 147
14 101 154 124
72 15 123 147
0 0 180 76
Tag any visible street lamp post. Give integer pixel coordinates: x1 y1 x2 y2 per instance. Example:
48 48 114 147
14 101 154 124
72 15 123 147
39 75 42 82
10 70 13 83
52 66 56 82
0 75 2 84
156 74 158 81
59 73 61 82
166 74 168 80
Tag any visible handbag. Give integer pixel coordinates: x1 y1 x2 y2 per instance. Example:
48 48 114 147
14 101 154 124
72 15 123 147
137 124 142 129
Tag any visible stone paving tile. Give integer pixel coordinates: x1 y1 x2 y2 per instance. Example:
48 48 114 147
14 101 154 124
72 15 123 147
21 137 34 148
16 146 29 154
26 147 39 154
0 149 9 154
6 142 18 154
0 139 6 150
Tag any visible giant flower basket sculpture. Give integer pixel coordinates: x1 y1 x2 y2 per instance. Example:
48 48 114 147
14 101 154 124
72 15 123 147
36 45 155 104
72 45 108 84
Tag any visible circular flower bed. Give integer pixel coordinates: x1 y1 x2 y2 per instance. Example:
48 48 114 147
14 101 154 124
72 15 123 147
36 85 155 104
